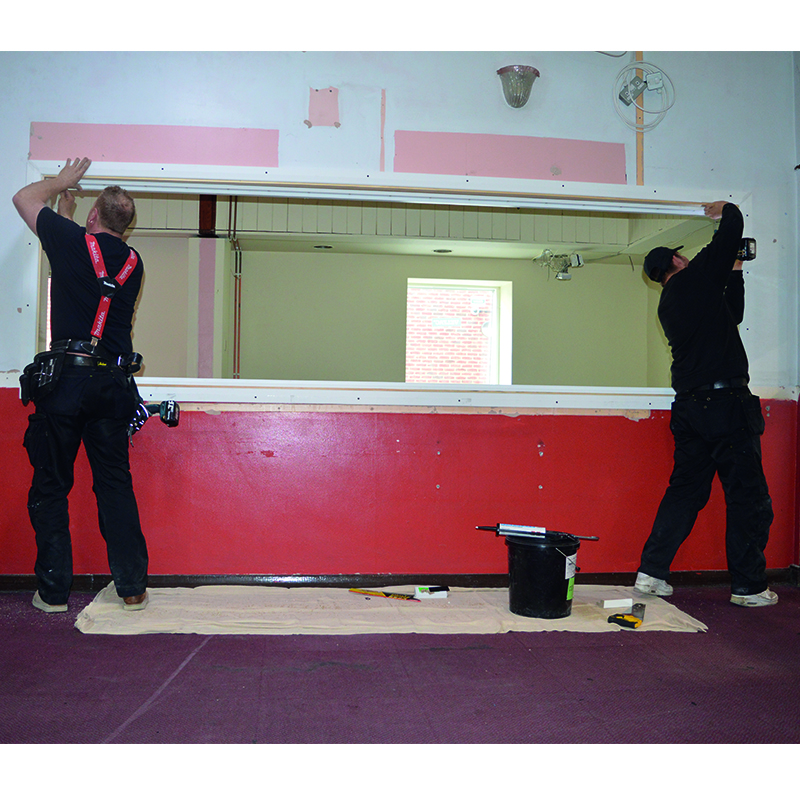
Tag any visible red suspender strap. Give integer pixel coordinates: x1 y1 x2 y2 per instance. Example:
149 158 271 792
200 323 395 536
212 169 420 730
85 234 138 342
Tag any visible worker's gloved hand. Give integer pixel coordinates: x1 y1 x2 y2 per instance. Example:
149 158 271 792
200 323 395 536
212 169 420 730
127 402 151 439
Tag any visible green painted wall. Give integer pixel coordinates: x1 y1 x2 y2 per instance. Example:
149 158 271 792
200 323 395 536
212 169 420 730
239 250 671 388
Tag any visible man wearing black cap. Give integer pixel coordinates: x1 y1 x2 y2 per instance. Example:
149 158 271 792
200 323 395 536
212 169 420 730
635 200 776 607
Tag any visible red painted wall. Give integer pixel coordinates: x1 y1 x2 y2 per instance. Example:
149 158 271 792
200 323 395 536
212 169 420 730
1 388 796 578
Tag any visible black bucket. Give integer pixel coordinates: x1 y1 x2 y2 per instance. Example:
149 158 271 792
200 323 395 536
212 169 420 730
506 532 580 619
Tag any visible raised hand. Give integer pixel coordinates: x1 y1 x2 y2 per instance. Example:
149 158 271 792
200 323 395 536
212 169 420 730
56 157 92 191
702 200 728 220
57 189 77 220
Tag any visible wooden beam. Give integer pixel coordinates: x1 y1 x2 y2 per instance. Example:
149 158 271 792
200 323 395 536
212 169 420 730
198 194 217 237
636 51 644 186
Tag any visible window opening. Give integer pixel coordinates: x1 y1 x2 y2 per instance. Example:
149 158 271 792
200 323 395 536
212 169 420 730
405 279 512 385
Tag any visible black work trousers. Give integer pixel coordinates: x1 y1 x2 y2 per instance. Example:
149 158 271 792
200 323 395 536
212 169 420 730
638 387 773 595
23 364 148 605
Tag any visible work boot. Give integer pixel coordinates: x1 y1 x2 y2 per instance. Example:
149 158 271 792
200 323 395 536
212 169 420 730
730 588 778 607
634 571 674 597
32 591 68 613
123 591 148 611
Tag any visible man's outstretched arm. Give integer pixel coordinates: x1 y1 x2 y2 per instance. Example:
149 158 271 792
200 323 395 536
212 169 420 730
12 157 92 235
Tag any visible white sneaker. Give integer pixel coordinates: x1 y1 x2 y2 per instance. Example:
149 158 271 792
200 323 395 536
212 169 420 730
32 591 68 613
730 588 778 607
634 571 674 597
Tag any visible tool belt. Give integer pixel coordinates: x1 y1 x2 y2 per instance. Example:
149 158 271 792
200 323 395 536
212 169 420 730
676 376 749 399
20 349 65 406
689 376 749 392
20 340 143 407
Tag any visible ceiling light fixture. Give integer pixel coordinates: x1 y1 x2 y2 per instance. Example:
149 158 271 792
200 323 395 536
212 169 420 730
533 249 584 281
497 65 540 108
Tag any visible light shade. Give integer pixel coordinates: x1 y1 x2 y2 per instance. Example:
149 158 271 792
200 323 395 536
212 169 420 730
497 65 540 108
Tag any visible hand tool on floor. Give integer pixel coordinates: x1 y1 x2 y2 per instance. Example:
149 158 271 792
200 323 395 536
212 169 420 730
414 585 449 599
477 524 599 541
608 602 646 629
349 589 421 602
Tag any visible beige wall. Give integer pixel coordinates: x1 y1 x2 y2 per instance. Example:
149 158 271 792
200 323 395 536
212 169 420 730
239 249 668 387
127 235 190 379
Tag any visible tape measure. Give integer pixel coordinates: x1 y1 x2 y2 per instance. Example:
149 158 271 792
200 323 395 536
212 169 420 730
607 613 642 629
608 602 645 629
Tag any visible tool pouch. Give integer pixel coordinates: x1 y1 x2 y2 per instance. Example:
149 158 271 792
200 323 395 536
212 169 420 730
118 351 143 375
19 350 66 407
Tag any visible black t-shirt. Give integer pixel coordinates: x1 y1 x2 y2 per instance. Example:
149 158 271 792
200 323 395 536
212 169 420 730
657 203 748 393
36 206 144 356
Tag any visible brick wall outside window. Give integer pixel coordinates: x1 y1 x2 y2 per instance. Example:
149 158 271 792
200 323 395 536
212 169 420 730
405 285 495 384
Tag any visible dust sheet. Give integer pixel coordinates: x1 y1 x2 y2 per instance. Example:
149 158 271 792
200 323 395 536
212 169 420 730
75 583 707 636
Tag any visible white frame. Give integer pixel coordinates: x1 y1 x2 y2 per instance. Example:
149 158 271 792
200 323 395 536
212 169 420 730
9 160 758 410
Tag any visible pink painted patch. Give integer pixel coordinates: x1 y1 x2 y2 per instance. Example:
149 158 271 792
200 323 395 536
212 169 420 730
197 238 217 378
394 130 626 185
29 122 279 167
305 87 340 128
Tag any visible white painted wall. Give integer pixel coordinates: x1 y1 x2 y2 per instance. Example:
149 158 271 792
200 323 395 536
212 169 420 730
1 51 797 394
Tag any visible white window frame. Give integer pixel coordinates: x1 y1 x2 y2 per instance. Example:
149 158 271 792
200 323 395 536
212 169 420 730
10 160 759 411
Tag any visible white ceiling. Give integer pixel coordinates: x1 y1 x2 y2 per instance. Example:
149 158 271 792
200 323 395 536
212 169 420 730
236 213 715 263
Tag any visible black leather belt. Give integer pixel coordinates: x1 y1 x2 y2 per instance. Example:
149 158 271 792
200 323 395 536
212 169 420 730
51 339 105 357
64 353 109 368
685 377 749 392
49 340 142 374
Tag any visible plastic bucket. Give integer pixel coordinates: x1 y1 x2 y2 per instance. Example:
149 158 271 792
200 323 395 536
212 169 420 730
505 532 580 619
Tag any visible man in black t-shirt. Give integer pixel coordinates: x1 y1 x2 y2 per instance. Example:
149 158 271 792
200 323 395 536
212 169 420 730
634 200 776 607
13 158 149 613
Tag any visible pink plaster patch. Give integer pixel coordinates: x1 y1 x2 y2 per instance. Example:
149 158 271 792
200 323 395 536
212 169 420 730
305 87 341 128
29 122 279 167
394 130 626 185
197 238 217 378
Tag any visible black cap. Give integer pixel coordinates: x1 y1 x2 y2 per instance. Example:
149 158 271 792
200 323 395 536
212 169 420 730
644 245 683 283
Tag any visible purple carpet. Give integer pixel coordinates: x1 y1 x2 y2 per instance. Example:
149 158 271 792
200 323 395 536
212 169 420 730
0 583 798 744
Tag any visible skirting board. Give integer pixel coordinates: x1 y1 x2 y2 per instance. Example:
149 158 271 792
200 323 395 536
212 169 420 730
0 569 792 593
